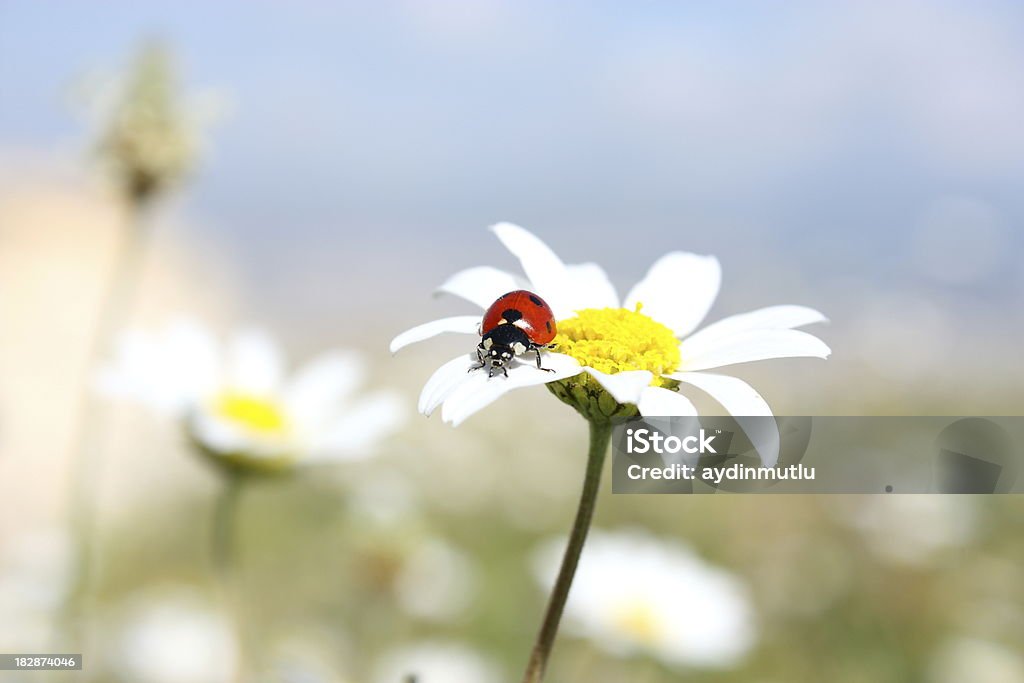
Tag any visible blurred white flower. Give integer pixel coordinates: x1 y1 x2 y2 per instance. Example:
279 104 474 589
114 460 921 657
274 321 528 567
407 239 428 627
374 641 502 683
345 470 421 527
270 632 352 683
928 637 1024 683
98 318 404 473
110 589 237 683
391 223 828 463
394 538 477 622
0 529 71 651
840 495 976 566
532 530 756 669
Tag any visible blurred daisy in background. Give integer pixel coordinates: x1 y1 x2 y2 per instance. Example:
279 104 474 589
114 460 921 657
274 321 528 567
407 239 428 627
0 529 71 651
268 631 354 683
107 587 237 683
98 317 404 474
392 224 828 450
837 496 977 566
373 641 503 683
345 470 422 528
393 538 477 623
532 529 756 669
928 637 1024 683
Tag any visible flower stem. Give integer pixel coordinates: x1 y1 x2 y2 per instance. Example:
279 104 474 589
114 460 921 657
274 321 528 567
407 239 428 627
521 419 612 683
212 473 246 683
212 474 243 578
60 202 150 648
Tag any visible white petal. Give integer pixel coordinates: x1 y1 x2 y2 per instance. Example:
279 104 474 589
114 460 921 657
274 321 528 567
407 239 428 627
189 411 245 454
681 305 828 355
97 319 220 414
583 368 652 405
624 252 722 338
96 330 166 402
489 222 575 319
95 330 148 396
679 329 831 371
418 353 480 416
390 316 481 354
227 329 285 395
637 386 698 417
440 352 581 427
672 371 779 467
305 392 406 463
436 266 526 309
618 250 724 335
564 262 619 311
283 351 364 428
673 372 772 416
188 409 289 460
165 320 222 400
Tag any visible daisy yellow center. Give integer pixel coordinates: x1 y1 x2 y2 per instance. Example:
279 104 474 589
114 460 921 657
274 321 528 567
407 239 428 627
553 306 680 384
546 306 682 421
611 600 665 644
213 392 289 434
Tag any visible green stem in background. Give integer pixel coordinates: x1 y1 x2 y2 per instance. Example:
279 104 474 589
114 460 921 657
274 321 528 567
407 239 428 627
61 202 151 647
212 473 244 579
521 419 612 683
212 473 247 683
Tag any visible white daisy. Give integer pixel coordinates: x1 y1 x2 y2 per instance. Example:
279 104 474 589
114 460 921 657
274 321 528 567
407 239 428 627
532 530 756 669
928 637 1024 683
109 588 238 683
98 318 404 473
373 641 503 683
393 538 477 623
391 223 829 463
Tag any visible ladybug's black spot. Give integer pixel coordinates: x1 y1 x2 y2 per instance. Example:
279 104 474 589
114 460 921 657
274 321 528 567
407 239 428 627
546 320 552 333
529 294 544 306
502 309 523 323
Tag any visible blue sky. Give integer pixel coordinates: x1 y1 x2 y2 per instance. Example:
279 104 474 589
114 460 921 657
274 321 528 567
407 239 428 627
2 1 1023 332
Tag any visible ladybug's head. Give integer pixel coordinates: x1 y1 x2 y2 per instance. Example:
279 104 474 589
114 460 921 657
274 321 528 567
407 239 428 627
478 325 530 377
485 344 514 367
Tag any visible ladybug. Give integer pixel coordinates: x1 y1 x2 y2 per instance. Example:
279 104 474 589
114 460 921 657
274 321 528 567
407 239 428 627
472 290 557 378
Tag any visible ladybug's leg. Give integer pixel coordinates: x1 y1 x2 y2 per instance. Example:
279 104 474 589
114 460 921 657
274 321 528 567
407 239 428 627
532 344 555 373
469 344 487 373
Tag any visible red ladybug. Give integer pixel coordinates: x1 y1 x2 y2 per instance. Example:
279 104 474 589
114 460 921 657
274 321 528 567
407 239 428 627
472 290 557 378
